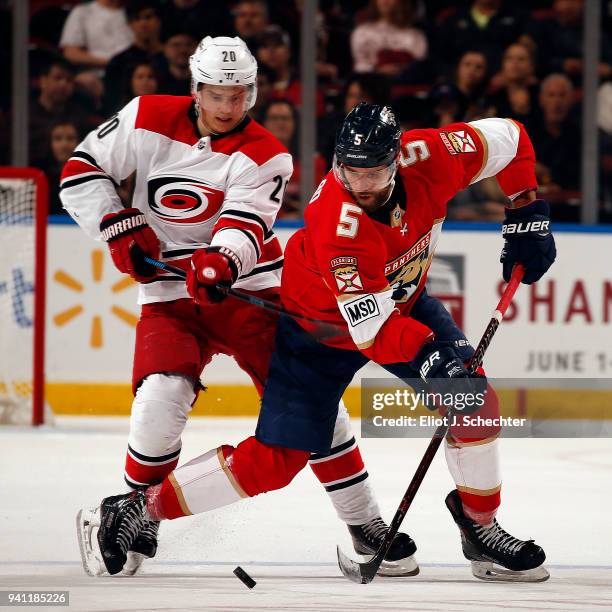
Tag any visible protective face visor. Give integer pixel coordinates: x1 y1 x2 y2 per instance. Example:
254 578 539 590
194 83 256 115
332 156 398 194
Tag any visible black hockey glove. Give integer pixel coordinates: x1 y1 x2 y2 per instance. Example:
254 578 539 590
410 341 487 414
501 199 556 285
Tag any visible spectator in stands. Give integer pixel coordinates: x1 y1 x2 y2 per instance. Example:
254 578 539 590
523 0 612 84
319 72 392 163
435 0 528 75
29 56 95 169
530 73 581 218
158 0 232 40
119 61 159 107
350 0 428 79
43 121 81 215
154 28 198 97
261 99 327 218
60 0 133 103
428 49 489 125
103 0 163 114
256 25 325 116
342 73 392 114
249 63 276 121
233 0 269 53
486 42 539 127
454 49 489 101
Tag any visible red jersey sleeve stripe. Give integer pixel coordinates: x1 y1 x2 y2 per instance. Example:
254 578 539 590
218 209 268 234
61 159 105 181
213 216 265 251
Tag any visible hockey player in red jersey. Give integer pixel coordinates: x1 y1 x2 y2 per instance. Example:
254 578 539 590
70 40 416 577
86 104 555 582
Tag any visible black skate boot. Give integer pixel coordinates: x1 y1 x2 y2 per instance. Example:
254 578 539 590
97 490 148 575
123 520 160 576
348 516 419 576
445 489 549 582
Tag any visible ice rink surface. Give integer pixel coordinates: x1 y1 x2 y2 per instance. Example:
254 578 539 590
1 417 611 611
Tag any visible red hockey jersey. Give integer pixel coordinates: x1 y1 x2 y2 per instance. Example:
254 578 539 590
282 118 537 364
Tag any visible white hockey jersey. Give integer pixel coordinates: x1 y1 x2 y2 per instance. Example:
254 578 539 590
60 95 293 304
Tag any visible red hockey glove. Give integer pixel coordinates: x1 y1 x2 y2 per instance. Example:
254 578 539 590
99 208 160 282
186 247 239 305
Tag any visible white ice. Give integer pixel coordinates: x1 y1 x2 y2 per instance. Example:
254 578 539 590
1 417 611 611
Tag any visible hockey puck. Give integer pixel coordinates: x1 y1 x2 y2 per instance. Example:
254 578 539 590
233 566 256 589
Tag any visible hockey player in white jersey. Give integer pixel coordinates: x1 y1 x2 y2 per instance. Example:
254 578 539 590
66 36 416 576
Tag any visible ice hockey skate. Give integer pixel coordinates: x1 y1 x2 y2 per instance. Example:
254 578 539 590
76 491 147 576
445 489 549 582
348 516 419 576
122 520 160 576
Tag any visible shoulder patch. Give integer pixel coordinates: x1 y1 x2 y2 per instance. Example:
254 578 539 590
331 256 363 294
440 130 477 155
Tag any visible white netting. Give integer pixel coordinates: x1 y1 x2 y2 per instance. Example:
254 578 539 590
0 175 49 425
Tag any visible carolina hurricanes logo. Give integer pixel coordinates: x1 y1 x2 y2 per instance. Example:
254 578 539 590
147 176 224 224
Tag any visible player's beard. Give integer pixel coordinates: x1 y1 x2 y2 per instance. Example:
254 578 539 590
352 182 394 212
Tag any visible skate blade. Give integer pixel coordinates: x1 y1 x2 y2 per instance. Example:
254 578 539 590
355 553 420 577
377 555 420 577
76 508 107 577
471 561 550 582
122 552 146 576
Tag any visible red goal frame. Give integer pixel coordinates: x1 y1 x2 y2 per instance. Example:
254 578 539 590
0 167 48 425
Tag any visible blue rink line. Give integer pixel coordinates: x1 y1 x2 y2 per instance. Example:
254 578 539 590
2 560 611 571
47 215 612 233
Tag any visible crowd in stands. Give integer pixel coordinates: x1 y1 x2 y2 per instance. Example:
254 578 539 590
1 0 611 221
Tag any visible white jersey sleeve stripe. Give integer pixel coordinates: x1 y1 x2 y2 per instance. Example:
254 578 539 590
210 227 259 272
468 118 520 184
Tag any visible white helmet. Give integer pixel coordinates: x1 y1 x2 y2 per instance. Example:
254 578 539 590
189 36 258 110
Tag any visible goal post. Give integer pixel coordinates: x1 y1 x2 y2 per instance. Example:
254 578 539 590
0 167 48 425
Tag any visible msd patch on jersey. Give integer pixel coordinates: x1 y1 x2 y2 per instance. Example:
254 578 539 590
147 176 225 224
331 256 363 294
440 130 477 155
341 294 380 327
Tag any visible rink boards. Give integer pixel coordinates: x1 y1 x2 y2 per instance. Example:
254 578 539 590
4 220 612 417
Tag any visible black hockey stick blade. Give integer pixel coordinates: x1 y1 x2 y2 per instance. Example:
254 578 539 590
336 546 382 584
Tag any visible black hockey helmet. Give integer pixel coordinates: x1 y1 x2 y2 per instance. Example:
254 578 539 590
334 103 401 168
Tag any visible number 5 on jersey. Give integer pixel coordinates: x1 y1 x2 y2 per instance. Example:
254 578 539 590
337 202 362 238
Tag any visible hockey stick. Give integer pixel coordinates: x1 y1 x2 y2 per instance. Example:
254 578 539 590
337 264 526 584
142 255 347 339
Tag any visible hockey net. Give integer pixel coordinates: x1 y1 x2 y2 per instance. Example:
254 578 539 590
0 167 48 425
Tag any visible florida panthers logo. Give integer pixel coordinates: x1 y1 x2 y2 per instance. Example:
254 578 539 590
147 176 224 225
385 231 432 303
